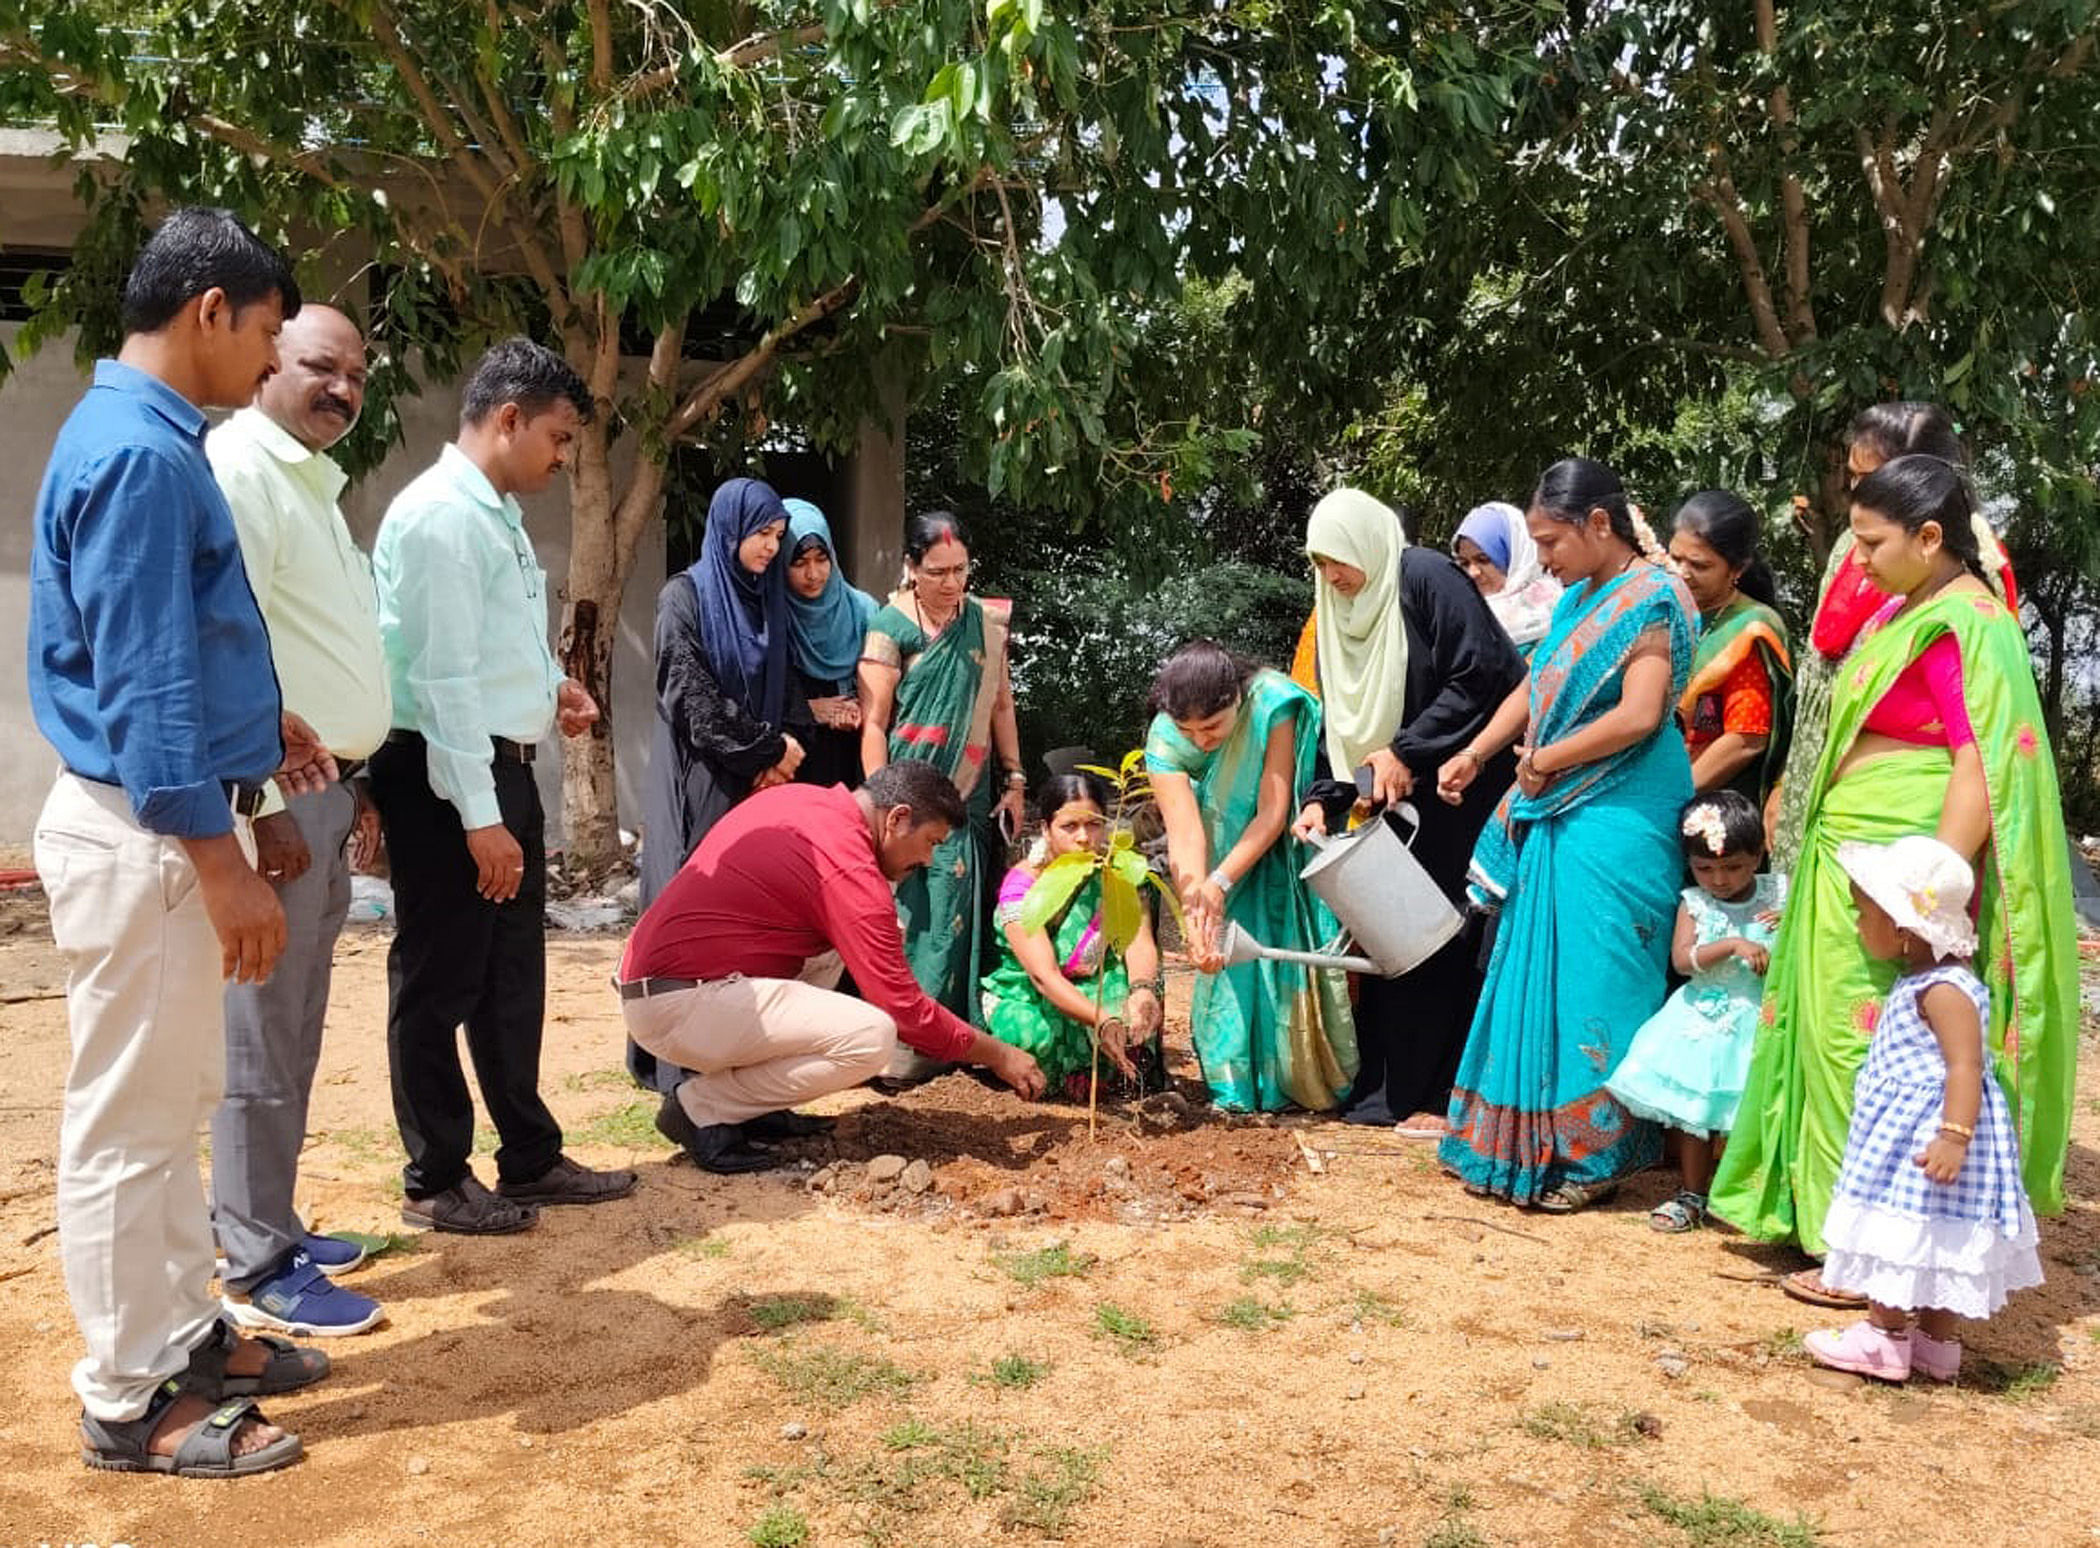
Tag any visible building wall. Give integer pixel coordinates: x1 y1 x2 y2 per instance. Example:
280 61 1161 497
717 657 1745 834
0 328 666 847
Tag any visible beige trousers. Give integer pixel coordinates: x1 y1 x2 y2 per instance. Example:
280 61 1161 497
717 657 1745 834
619 952 897 1128
35 773 241 1420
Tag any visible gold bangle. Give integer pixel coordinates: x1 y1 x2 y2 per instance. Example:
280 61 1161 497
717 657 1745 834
1938 1121 1974 1141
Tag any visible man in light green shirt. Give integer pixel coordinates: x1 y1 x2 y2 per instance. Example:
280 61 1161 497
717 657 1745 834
369 337 636 1234
210 303 390 1337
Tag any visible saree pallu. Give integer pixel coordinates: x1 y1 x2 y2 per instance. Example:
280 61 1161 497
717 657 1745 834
1680 594 1794 807
1441 564 1698 1202
1711 591 2079 1249
1145 670 1358 1112
1770 538 1859 872
866 594 1011 1023
981 871 1138 1088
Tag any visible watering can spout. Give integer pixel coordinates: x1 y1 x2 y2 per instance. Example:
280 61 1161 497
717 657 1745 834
1213 920 1382 976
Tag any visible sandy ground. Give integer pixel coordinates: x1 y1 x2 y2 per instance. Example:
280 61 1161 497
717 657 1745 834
2 884 2099 1548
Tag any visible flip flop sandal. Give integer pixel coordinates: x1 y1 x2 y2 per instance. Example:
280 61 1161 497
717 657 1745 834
80 1385 303 1479
182 1317 330 1399
1782 1268 1867 1310
1531 1181 1619 1215
1648 1192 1707 1234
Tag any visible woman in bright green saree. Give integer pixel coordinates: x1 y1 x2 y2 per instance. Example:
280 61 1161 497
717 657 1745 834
981 774 1167 1100
1145 642 1358 1112
859 514 1027 1052
1711 457 2078 1291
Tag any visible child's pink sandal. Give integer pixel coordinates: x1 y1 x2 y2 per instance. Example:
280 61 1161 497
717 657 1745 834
1805 1320 1911 1383
1909 1329 1962 1383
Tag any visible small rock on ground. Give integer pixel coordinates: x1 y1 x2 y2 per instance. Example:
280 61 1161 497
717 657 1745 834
865 1154 908 1185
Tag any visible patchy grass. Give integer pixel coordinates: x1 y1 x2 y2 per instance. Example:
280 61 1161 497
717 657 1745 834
745 1504 810 1548
675 1233 731 1260
1423 1485 1486 1548
1215 1296 1294 1332
1242 1222 1323 1288
752 1422 1101 1541
1002 1445 1103 1533
995 1241 1096 1288
1520 1400 1643 1450
1756 1327 1808 1365
1970 1358 2061 1398
561 1066 635 1094
1342 1287 1412 1329
318 1124 400 1167
1091 1302 1158 1351
977 1354 1050 1390
575 1099 662 1148
738 1293 844 1333
749 1345 920 1409
1639 1485 1823 1546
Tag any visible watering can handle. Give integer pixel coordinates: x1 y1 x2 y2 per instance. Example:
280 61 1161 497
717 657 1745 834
1305 800 1425 851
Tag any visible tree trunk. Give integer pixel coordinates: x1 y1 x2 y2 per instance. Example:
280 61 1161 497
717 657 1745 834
558 416 626 876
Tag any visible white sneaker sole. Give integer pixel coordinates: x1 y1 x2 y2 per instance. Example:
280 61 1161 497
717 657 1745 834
222 1293 386 1338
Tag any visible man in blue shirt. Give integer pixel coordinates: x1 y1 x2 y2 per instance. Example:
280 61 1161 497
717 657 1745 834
369 338 637 1233
29 208 336 1479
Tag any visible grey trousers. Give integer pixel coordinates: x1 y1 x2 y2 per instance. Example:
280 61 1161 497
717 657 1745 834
214 782 356 1290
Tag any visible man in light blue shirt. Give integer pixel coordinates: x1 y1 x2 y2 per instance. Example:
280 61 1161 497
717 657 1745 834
369 337 636 1233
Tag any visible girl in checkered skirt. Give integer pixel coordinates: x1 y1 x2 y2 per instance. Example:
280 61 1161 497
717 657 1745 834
1805 836 2042 1384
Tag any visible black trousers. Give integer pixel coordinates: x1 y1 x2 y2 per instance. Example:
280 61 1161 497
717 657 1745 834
368 735 563 1197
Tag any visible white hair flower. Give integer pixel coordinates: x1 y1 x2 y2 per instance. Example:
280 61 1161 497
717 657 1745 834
1681 804 1728 857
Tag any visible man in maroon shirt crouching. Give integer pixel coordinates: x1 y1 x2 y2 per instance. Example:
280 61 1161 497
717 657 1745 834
617 761 1047 1173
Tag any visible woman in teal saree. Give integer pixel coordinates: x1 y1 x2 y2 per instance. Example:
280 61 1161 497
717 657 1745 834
1435 460 1699 1210
1145 642 1358 1112
859 513 1026 1045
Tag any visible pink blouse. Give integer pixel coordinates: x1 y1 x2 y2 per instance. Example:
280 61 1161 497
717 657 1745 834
1860 629 1974 749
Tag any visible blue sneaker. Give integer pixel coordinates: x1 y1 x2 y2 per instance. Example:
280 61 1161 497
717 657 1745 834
223 1250 385 1337
300 1231 369 1273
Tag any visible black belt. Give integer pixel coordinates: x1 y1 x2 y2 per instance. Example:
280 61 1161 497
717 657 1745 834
385 729 535 764
615 976 700 1001
228 783 270 819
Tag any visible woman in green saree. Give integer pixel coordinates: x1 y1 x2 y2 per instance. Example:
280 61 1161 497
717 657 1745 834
1145 642 1358 1112
859 513 1026 1058
1711 456 2078 1300
981 774 1167 1100
1667 490 1794 806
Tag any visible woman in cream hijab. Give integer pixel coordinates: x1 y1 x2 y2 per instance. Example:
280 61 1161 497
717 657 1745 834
1453 500 1562 658
1291 490 1528 1132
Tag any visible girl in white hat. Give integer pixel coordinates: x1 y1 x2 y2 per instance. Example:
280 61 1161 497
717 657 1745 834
1806 836 2042 1383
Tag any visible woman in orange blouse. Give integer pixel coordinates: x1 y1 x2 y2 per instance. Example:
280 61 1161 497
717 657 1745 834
1667 491 1793 805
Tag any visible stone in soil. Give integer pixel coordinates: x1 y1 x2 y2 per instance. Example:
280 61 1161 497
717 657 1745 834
899 1159 934 1194
865 1154 908 1185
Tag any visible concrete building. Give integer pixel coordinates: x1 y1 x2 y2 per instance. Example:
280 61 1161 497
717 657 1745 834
0 132 905 844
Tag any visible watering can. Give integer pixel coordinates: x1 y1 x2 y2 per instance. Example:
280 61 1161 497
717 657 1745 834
1213 803 1463 979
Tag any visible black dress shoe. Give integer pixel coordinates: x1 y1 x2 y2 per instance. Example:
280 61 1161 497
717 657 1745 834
744 1109 836 1141
687 1123 781 1174
656 1089 701 1151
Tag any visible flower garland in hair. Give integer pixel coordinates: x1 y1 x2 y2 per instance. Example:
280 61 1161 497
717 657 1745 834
1681 803 1728 856
1627 501 1675 570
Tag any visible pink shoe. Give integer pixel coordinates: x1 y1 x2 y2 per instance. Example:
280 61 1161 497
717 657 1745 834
1805 1320 1912 1383
1910 1329 1962 1383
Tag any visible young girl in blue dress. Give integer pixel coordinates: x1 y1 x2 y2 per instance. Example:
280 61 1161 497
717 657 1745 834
1803 835 2042 1383
1605 790 1779 1233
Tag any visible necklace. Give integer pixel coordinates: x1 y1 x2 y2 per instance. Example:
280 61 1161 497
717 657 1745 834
912 592 958 635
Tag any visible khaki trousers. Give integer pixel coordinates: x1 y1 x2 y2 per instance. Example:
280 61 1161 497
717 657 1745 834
619 952 897 1128
35 773 241 1420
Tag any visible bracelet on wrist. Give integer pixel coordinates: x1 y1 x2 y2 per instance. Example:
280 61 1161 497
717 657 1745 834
1459 747 1484 767
1938 1120 1975 1141
1206 866 1233 895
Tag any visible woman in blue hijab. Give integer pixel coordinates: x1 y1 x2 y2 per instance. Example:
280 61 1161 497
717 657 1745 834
781 498 878 789
638 477 800 909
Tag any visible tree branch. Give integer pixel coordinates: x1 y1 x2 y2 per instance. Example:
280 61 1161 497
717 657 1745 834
1692 162 1791 362
1753 0 1815 345
624 21 827 97
664 279 860 441
588 0 615 92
